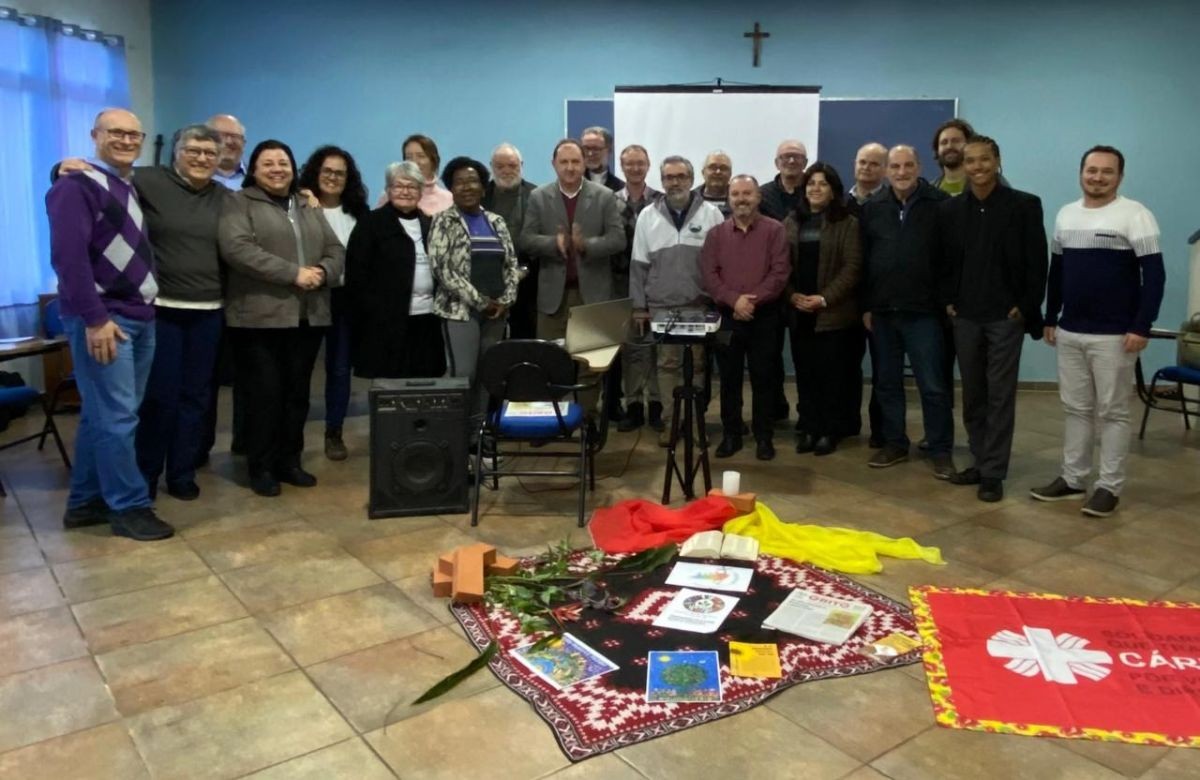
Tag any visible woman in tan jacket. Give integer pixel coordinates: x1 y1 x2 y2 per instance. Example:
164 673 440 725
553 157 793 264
218 139 344 496
783 162 863 456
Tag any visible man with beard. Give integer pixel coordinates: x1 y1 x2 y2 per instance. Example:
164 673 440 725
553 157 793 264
206 114 247 189
931 118 974 197
629 156 724 444
1031 146 1165 518
701 175 790 460
483 143 538 338
694 151 734 218
581 126 623 192
615 144 663 432
759 139 809 220
940 136 1047 502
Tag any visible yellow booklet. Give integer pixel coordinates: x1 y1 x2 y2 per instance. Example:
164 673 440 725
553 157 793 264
728 641 782 679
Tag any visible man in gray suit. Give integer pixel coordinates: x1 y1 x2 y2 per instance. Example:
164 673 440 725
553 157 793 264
521 138 626 342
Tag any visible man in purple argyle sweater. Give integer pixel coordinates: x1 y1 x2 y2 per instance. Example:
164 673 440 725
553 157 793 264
45 108 174 541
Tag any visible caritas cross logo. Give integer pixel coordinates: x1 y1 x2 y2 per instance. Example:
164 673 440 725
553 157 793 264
986 626 1113 684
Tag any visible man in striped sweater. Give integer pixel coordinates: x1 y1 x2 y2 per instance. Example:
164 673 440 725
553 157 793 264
1031 146 1165 517
45 108 173 541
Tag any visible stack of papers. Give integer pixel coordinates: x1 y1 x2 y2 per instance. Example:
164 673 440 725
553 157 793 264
762 589 873 645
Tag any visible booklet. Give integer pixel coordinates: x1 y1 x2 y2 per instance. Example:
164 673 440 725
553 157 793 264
664 561 753 593
502 401 569 418
679 530 759 561
510 633 619 690
728 641 782 679
652 588 739 634
646 651 722 703
762 589 873 645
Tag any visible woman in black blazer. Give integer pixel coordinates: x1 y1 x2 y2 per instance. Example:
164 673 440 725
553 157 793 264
345 160 446 378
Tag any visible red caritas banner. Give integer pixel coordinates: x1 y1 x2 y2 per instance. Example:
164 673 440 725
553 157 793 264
910 586 1200 747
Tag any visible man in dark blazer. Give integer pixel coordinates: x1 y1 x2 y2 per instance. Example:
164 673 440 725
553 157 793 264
520 138 626 341
939 135 1047 502
483 143 538 338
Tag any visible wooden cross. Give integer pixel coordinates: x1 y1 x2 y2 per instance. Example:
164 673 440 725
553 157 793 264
744 22 770 67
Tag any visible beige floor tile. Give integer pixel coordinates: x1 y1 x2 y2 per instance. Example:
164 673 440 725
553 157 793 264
127 670 353 780
33 526 181 565
366 686 569 780
0 606 88 676
169 501 299 539
837 767 892 780
1140 747 1200 779
0 533 44 573
242 737 395 779
807 496 946 540
853 556 998 605
72 574 248 653
259 582 440 666
871 726 1125 780
392 573 457 625
0 567 64 617
1057 738 1170 777
1071 524 1200 583
971 501 1111 547
52 543 211 603
0 657 118 753
766 668 936 761
1006 551 1177 600
347 524 480 580
95 618 295 716
917 521 1060 576
307 626 495 732
542 753 645 779
187 518 343 573
220 550 383 613
0 722 148 779
618 704 859 780
300 509 445 545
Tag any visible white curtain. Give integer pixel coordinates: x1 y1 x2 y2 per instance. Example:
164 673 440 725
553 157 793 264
0 8 131 335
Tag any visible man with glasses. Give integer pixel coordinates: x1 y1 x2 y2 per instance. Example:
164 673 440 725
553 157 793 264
759 140 809 220
206 113 247 188
46 108 173 541
695 151 734 219
581 126 624 192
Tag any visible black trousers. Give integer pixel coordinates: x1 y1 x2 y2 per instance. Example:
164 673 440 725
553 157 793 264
232 324 325 476
952 316 1024 479
791 323 865 439
715 302 781 441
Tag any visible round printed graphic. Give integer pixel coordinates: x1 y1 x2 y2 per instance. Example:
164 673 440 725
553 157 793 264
682 594 726 614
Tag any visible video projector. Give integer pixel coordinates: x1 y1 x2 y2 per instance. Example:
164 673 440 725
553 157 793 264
650 307 722 336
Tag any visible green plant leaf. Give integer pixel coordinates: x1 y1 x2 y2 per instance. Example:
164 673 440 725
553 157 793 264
609 544 678 574
410 641 498 705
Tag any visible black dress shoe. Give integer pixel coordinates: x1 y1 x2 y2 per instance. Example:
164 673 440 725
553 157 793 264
166 481 200 501
109 507 174 541
795 433 815 454
978 478 1004 502
62 497 110 529
756 439 775 461
273 467 317 488
647 401 665 432
618 402 645 432
813 435 837 456
715 435 743 458
949 467 982 486
250 472 281 497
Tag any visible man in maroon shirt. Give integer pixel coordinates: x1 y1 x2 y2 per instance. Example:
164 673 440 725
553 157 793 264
701 175 791 460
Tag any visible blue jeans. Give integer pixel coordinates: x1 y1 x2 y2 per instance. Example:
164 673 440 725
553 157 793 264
870 310 953 455
64 313 156 512
324 288 352 431
136 307 223 489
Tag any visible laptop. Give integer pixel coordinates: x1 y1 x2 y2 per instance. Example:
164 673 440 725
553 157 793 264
565 297 632 369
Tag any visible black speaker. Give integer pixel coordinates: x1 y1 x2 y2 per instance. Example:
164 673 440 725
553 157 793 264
368 377 470 519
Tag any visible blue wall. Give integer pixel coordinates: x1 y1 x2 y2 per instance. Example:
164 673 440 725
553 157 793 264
151 0 1199 380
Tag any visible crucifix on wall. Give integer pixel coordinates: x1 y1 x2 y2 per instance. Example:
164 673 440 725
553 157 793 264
744 22 769 67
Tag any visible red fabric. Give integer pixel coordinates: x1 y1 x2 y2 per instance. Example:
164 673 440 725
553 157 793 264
589 496 737 553
920 587 1200 745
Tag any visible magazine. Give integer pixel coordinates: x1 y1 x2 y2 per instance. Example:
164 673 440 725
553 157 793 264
762 589 872 645
646 651 722 703
510 633 619 690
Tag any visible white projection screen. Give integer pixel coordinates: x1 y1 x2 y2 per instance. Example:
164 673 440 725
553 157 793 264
613 86 820 191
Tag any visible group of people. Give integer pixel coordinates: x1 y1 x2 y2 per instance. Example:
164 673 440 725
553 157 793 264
45 110 1164 542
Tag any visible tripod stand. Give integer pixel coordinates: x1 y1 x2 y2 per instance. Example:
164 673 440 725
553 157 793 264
661 334 716 503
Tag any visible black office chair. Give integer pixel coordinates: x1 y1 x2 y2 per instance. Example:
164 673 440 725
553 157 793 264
472 339 595 528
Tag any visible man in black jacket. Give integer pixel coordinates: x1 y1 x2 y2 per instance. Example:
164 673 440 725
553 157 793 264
861 145 955 477
483 143 538 338
939 136 1047 502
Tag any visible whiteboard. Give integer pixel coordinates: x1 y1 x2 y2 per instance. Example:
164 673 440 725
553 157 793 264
613 86 820 192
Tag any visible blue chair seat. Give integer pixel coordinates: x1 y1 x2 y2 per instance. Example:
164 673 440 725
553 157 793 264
0 386 40 408
495 400 584 439
1159 365 1200 385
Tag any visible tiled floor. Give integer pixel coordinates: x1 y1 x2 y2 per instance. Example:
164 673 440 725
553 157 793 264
1 383 1199 779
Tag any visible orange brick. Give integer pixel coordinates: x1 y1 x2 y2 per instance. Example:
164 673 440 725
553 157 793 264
486 555 520 576
708 488 757 515
431 567 453 598
457 542 497 566
451 547 486 603
437 554 455 576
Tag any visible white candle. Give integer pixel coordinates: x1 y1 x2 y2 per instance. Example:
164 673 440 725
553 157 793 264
722 471 741 496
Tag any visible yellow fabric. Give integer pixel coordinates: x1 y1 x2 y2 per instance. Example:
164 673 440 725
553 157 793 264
722 501 944 574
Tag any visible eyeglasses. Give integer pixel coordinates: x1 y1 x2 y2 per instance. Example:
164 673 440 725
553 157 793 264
388 183 420 193
320 168 347 180
662 173 691 183
103 129 146 142
218 131 246 143
181 147 218 160
778 154 807 163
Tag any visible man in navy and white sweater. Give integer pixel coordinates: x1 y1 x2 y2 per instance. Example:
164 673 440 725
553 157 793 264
1031 145 1165 518
45 108 173 541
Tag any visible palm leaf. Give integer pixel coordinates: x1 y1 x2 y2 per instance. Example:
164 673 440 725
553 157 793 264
609 544 678 573
409 641 498 705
